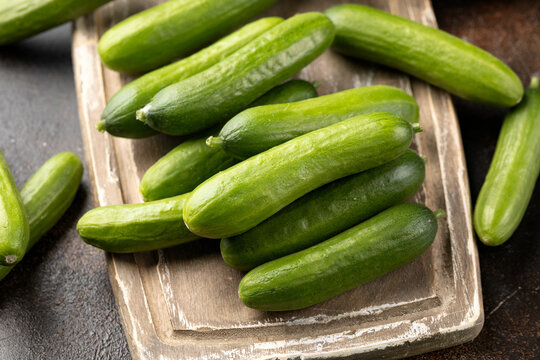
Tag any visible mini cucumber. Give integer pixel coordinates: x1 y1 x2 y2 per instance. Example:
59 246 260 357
0 152 83 281
77 193 200 253
137 12 335 135
183 112 421 239
474 77 540 246
221 150 425 271
98 0 276 74
239 203 443 311
207 85 418 159
140 79 318 201
98 17 283 139
0 150 29 266
324 4 522 107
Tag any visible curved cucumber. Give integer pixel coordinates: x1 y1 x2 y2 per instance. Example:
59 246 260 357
221 150 425 271
207 85 418 159
324 4 523 107
183 112 421 239
140 79 318 202
0 0 111 45
77 193 200 253
474 77 540 246
239 203 441 311
98 17 283 138
98 0 276 74
137 12 335 135
0 152 83 281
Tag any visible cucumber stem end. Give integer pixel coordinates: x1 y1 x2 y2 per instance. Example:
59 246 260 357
206 136 223 149
96 121 106 132
530 76 539 89
412 123 423 133
434 209 446 219
136 104 151 123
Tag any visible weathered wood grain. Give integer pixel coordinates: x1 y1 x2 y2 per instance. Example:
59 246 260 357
72 0 483 358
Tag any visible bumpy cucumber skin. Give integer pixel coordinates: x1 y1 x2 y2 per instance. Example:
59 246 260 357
474 78 540 246
140 79 318 202
239 203 438 311
183 112 417 239
0 150 29 266
138 12 335 135
77 193 200 253
0 152 83 281
98 0 276 74
324 4 523 107
211 85 418 159
221 150 425 271
99 17 283 139
0 0 111 45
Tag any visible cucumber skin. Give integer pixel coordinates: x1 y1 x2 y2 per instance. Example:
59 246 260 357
474 79 540 246
324 4 523 107
239 203 438 311
77 193 199 253
98 0 276 74
99 17 283 139
0 153 83 281
221 150 425 271
139 79 318 202
213 85 418 158
139 12 335 136
183 112 416 239
0 0 111 45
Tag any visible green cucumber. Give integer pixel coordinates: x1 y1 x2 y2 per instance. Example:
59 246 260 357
98 17 283 139
207 85 419 159
0 0 111 45
0 150 29 266
98 0 276 74
137 12 335 135
77 193 200 253
221 150 425 271
324 4 523 107
183 112 421 239
140 79 318 202
0 152 83 281
474 77 540 246
239 203 443 311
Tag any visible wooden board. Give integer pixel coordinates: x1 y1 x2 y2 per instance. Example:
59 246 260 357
72 0 484 358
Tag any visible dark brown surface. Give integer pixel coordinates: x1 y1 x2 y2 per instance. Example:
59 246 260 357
0 1 538 359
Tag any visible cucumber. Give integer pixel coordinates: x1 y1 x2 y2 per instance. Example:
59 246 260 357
324 4 523 107
140 79 318 202
207 85 419 159
137 12 335 136
98 17 283 139
221 150 425 271
474 77 540 246
183 112 421 239
98 0 276 74
0 150 29 266
0 0 111 45
77 193 200 253
0 153 83 281
239 203 443 311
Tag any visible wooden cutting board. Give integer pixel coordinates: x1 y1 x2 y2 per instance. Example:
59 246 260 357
72 0 483 358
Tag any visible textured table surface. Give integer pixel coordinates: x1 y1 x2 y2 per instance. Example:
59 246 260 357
0 1 538 359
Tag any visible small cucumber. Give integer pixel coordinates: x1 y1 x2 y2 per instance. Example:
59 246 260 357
137 12 335 135
474 77 540 246
324 4 523 107
0 152 83 281
0 150 29 266
98 0 276 74
77 193 199 253
140 79 318 202
239 203 443 311
183 112 421 239
98 17 283 139
221 150 425 271
0 0 111 45
207 85 419 159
